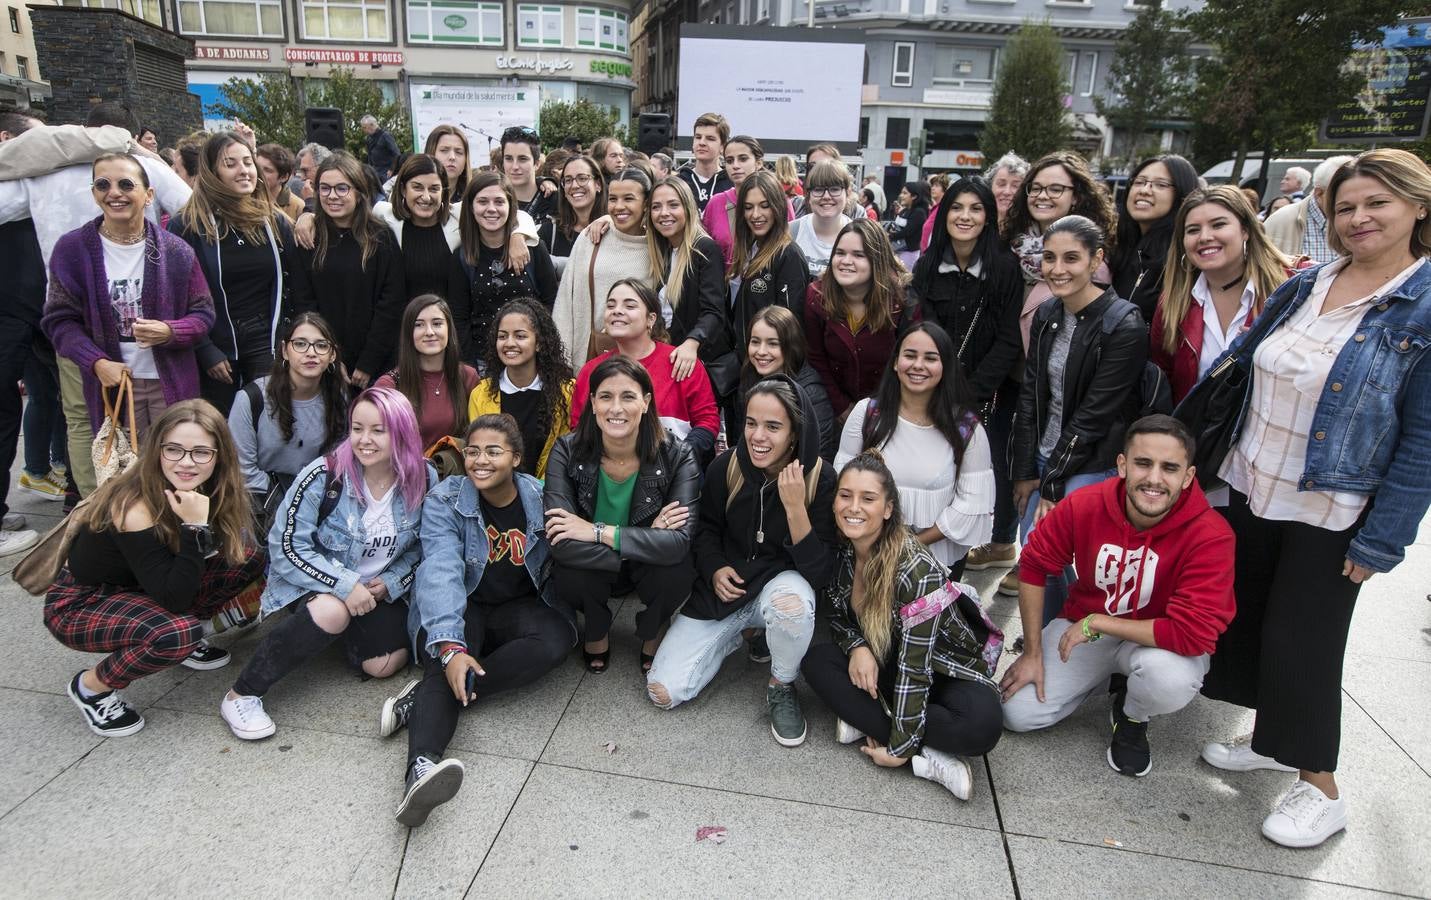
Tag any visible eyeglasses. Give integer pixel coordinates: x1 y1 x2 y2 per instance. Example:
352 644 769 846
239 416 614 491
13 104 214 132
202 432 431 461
160 443 217 465
1025 182 1072 199
92 177 141 193
288 338 333 354
562 174 595 187
808 186 846 199
462 445 512 460
317 183 353 197
1130 177 1175 192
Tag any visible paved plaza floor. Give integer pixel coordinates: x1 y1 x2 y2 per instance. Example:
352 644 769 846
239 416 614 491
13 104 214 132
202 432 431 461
1 465 1427 898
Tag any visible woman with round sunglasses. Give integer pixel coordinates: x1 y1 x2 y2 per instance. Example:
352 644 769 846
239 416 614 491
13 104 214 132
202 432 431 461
45 400 264 737
44 152 215 440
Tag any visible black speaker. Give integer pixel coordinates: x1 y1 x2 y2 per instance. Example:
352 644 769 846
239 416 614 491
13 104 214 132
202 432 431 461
304 107 345 150
637 112 672 156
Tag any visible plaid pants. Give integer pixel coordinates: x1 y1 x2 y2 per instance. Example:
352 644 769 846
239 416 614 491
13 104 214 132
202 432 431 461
44 548 267 688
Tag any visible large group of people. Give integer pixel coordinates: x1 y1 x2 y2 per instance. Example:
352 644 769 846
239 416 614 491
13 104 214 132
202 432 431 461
0 103 1428 851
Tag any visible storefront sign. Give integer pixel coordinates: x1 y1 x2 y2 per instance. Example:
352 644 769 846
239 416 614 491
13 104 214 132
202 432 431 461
1321 19 1431 143
495 54 573 73
590 59 632 78
409 83 540 153
284 48 405 65
195 46 271 62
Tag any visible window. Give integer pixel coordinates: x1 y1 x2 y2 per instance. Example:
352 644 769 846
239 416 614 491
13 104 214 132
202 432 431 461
932 44 997 85
16 54 28 79
886 117 909 150
859 116 869 147
516 4 561 45
1064 51 1077 91
59 0 162 25
757 0 768 20
891 41 914 88
576 7 626 52
1079 50 1098 96
925 119 980 151
177 0 282 37
8 7 19 32
408 0 500 44
300 0 388 40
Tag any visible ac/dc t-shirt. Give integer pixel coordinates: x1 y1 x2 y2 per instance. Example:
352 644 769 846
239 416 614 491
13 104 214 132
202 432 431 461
470 493 537 606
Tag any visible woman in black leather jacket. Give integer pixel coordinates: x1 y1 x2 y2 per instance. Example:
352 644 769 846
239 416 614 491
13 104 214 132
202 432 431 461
543 355 700 676
1013 215 1147 621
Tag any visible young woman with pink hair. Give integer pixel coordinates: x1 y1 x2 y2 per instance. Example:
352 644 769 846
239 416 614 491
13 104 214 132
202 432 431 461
218 386 437 741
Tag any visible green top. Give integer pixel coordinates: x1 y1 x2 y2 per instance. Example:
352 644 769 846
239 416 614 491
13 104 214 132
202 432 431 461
595 468 636 552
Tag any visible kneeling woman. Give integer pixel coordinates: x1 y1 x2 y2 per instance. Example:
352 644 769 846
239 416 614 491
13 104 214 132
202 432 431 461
545 356 700 674
46 400 265 737
801 449 1003 802
219 387 434 740
383 413 577 827
647 376 836 748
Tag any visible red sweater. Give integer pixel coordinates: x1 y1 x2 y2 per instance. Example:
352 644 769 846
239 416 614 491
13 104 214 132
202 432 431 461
570 342 720 440
375 364 479 451
1018 477 1235 657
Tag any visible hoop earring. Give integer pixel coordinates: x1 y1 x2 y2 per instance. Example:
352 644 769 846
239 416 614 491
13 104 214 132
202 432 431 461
1180 253 1193 272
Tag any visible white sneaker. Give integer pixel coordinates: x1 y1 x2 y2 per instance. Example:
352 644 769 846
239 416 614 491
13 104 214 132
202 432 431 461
911 747 973 801
834 718 865 745
1201 734 1296 773
2 512 26 531
0 529 40 557
1261 780 1347 848
220 693 276 740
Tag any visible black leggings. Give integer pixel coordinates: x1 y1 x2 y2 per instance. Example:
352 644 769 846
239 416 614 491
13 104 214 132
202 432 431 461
551 558 692 643
800 641 1003 757
407 597 575 765
233 597 408 696
1201 491 1365 773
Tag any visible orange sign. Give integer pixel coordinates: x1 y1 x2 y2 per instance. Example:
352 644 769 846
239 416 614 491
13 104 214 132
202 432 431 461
890 151 905 165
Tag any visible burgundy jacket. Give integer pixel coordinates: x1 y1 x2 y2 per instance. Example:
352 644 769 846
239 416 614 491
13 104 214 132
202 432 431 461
803 282 919 418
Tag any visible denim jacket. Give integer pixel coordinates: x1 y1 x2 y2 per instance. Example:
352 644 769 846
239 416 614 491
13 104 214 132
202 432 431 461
408 472 568 658
261 458 433 614
1218 258 1431 571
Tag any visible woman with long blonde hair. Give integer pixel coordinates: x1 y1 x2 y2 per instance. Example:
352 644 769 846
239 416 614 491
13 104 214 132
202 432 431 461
44 399 265 737
1150 185 1302 403
170 131 295 413
800 448 1002 802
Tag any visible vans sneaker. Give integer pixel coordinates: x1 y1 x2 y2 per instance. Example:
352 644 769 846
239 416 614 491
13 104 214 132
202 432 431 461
181 640 231 670
396 756 465 827
379 679 421 738
67 672 145 737
767 682 807 747
18 471 63 500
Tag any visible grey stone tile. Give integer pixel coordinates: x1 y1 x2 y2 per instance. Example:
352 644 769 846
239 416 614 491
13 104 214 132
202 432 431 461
541 602 1002 830
1005 835 1397 899
471 763 1016 897
1346 548 1431 664
0 687 103 816
988 693 1431 896
1344 652 1431 774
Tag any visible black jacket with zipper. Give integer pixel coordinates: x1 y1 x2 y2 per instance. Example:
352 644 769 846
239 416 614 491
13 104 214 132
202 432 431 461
542 432 700 573
910 249 1023 404
686 373 837 620
1013 288 1147 501
666 234 732 359
732 244 811 361
1111 221 1172 324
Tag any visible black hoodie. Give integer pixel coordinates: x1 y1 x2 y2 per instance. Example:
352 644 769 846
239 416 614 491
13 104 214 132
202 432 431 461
686 374 837 620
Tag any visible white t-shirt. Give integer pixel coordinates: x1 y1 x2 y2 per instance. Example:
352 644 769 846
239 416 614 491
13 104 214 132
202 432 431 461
101 234 159 379
789 214 850 277
354 481 399 582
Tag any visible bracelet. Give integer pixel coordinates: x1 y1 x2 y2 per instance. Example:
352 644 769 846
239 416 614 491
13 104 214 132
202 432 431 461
593 522 605 545
1081 615 1101 642
439 645 467 668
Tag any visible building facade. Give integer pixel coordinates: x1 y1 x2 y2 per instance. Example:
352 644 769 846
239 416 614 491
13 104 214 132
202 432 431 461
633 0 1201 174
1 0 53 109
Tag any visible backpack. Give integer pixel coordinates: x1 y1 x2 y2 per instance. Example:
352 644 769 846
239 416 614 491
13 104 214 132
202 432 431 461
723 451 822 513
861 396 979 449
1098 299 1172 419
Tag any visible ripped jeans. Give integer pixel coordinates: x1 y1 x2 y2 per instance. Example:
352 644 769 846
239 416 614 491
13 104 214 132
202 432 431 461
646 570 815 709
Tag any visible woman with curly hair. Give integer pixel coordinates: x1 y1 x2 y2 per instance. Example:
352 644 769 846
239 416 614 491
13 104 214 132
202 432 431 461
1002 151 1116 352
468 298 574 478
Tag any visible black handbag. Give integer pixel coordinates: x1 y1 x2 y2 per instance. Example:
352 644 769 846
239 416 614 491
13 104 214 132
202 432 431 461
1172 355 1251 490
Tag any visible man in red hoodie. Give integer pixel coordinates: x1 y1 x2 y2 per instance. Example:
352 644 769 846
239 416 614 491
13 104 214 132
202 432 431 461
999 415 1235 777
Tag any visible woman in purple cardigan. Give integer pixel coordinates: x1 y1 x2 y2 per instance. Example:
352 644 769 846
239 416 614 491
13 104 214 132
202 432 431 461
43 153 213 439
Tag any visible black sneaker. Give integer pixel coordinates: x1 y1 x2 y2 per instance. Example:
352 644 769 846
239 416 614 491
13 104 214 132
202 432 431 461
1107 689 1152 777
396 755 465 827
181 640 231 670
67 672 145 737
747 632 771 663
379 679 421 738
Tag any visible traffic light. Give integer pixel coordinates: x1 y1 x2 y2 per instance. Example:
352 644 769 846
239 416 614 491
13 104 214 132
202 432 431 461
909 128 929 163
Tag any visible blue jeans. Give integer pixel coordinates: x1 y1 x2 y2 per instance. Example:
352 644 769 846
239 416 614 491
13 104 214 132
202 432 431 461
1019 454 1117 626
646 570 816 708
23 343 66 477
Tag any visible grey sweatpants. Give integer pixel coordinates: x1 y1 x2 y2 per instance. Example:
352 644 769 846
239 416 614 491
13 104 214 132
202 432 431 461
1002 618 1209 732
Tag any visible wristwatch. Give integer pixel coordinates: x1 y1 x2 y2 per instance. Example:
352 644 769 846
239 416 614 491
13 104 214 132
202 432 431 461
439 645 467 668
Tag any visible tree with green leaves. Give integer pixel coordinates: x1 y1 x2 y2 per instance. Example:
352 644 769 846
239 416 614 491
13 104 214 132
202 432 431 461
1094 5 1195 169
537 98 632 154
980 19 1072 164
1186 0 1405 185
213 67 412 157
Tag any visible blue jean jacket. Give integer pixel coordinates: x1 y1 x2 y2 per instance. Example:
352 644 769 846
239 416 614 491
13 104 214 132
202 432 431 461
408 472 568 659
261 458 432 614
1218 258 1431 572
